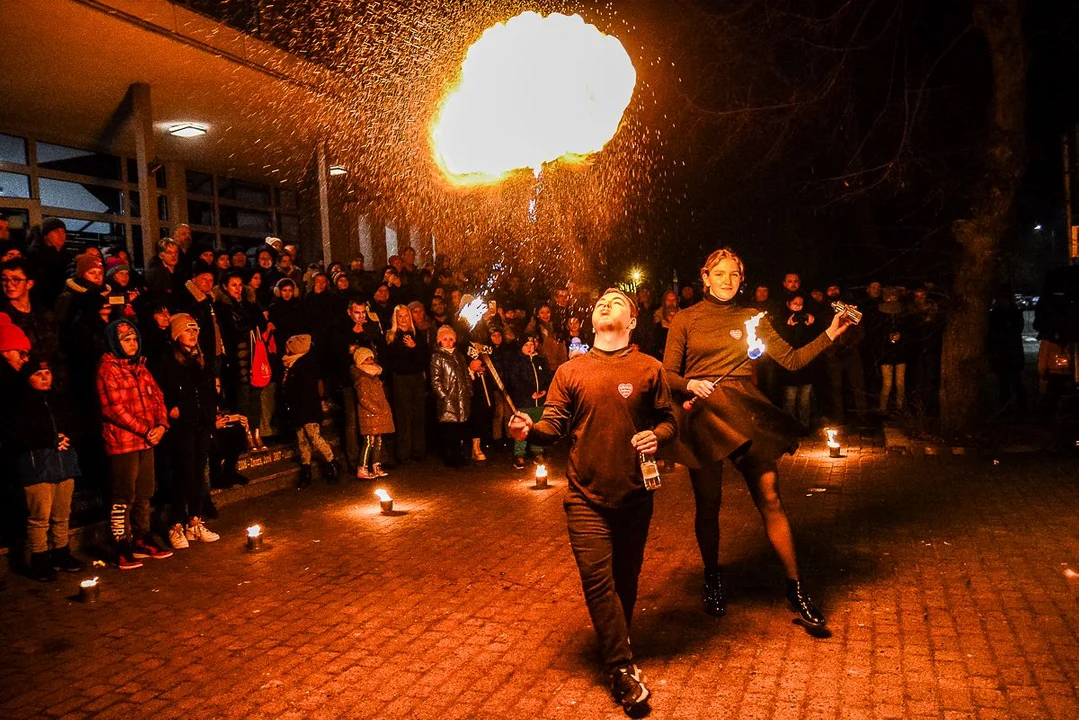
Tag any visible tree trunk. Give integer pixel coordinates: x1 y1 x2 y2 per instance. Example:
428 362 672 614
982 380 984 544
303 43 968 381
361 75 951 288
939 0 1028 437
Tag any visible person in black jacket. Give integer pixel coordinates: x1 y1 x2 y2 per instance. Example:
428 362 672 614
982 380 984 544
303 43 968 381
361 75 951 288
14 357 85 581
505 335 552 470
335 299 385 473
386 304 429 464
170 263 221 370
215 270 265 438
155 314 219 550
26 218 70 309
281 333 339 487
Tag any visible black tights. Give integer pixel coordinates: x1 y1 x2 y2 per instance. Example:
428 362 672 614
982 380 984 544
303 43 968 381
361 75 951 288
689 449 800 580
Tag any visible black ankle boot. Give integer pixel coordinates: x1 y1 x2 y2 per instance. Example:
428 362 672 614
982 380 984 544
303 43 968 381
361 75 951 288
297 464 313 488
28 552 57 582
324 460 341 484
786 579 825 627
703 567 725 616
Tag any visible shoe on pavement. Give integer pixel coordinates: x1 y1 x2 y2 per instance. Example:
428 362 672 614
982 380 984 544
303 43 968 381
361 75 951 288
372 463 388 478
28 551 58 582
185 517 220 543
609 664 651 716
168 523 190 549
50 545 85 573
513 456 527 470
356 466 376 480
131 537 174 560
786 579 826 628
113 543 143 571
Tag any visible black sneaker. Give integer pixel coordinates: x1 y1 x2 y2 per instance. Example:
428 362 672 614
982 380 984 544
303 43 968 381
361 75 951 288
28 552 57 582
609 664 650 716
50 546 85 573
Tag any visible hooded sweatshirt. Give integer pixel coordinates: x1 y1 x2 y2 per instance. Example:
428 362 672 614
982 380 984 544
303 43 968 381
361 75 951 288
96 320 169 455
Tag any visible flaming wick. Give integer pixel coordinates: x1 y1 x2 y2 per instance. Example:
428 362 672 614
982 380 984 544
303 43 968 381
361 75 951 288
744 312 766 359
826 429 839 448
247 525 262 538
374 489 392 502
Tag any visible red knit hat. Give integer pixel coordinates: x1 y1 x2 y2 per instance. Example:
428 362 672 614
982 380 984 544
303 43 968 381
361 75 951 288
0 312 31 352
75 252 104 278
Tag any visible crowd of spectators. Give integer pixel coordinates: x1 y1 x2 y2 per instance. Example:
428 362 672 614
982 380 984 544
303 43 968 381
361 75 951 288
0 216 1034 581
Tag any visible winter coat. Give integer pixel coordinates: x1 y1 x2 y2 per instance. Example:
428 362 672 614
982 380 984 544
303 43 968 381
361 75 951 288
351 365 395 435
505 351 552 409
27 239 70 309
13 387 81 485
869 301 911 366
215 291 262 385
386 330 429 375
267 296 308 351
430 347 473 423
55 276 111 334
281 352 323 427
96 350 169 456
155 346 218 432
1 301 65 385
144 256 179 305
171 280 224 364
773 311 818 386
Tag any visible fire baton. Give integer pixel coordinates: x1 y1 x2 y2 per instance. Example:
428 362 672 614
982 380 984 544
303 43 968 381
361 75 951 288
682 348 763 411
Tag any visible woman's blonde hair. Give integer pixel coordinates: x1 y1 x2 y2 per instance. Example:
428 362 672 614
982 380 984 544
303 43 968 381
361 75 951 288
386 304 415 343
436 325 457 345
701 248 745 279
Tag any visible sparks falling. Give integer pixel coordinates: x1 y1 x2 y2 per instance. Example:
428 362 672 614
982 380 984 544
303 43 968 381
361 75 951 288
431 11 637 185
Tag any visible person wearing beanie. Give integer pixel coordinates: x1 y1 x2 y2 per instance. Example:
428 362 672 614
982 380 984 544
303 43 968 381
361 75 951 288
282 333 339 487
254 245 278 306
13 357 85 581
229 245 249 270
54 251 109 335
351 346 393 479
96 319 172 569
505 332 553 470
27 218 70 308
104 257 139 318
154 314 221 549
0 311 31 365
334 299 384 474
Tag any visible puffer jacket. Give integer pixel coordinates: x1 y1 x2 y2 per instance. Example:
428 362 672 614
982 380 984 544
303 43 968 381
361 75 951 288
505 351 552 409
430 347 472 423
96 353 169 456
351 365 395 435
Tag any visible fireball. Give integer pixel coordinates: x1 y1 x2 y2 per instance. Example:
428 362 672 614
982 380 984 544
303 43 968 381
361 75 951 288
431 11 636 185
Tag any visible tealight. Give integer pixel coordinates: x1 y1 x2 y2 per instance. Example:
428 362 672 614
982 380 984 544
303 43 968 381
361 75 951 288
826 429 841 458
246 524 263 551
79 577 100 603
375 488 393 514
534 464 549 489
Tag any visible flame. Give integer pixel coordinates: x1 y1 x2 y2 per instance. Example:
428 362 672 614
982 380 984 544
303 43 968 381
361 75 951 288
458 296 488 330
535 464 548 478
745 312 766 359
825 429 840 448
247 524 262 538
375 489 392 502
81 577 99 588
431 11 636 185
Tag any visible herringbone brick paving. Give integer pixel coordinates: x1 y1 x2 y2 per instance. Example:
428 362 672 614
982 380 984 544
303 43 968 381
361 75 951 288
1 441 1077 719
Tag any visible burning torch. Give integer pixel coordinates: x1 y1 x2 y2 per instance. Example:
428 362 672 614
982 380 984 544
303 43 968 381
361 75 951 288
459 296 519 415
684 312 767 412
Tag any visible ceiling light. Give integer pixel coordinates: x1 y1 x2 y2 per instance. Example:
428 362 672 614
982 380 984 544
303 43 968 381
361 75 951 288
167 122 208 138
329 165 348 176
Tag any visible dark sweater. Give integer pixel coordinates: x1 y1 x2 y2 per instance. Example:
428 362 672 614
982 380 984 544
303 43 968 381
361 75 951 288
529 345 677 508
663 293 832 393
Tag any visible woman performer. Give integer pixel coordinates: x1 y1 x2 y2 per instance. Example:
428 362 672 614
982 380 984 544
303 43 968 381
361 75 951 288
663 248 852 628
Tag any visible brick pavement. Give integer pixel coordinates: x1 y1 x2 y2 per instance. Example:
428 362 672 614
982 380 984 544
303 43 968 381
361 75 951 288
1 439 1078 719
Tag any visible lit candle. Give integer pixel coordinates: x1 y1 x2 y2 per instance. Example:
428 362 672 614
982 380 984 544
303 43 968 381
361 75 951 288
375 488 393 514
246 524 263 551
826 429 841 458
79 576 100 603
534 464 548 489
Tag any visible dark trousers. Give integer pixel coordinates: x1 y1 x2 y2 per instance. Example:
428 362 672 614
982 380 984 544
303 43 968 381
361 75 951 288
825 350 867 424
438 421 467 467
210 424 247 486
342 387 362 469
564 489 654 671
109 449 155 540
392 373 427 461
170 428 211 525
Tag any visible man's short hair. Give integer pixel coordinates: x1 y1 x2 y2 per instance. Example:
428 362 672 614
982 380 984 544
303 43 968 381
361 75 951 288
157 237 179 254
222 269 246 285
0 257 32 279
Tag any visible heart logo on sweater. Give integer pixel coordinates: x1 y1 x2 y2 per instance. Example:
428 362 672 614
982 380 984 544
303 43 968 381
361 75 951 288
730 329 743 340
617 383 633 398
